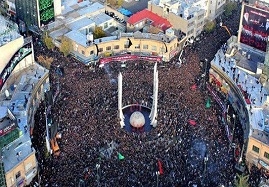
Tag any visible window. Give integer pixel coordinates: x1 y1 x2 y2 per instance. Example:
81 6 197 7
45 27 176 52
104 22 108 29
15 171 21 179
114 45 119 49
151 46 157 51
252 145 260 153
143 45 148 49
135 45 140 49
99 48 103 52
188 21 194 27
265 152 269 159
106 46 111 50
187 29 194 35
82 50 85 55
90 50 94 55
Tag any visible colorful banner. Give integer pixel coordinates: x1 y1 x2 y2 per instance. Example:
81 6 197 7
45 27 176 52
99 55 162 64
240 5 269 51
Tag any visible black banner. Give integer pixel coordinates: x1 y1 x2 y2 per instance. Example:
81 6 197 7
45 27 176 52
240 5 269 51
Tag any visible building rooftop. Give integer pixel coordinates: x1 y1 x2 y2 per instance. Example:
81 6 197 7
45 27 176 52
127 9 172 31
0 63 49 172
151 0 205 20
49 27 70 40
251 129 269 145
121 31 176 43
0 15 21 47
93 35 118 44
77 2 104 16
91 13 113 26
66 17 95 31
65 30 87 47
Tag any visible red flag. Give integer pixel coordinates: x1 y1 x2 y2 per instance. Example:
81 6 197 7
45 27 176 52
158 159 164 175
191 84 197 90
188 119 196 126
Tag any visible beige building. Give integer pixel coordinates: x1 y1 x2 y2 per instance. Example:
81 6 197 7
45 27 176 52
63 31 187 63
3 140 37 187
246 130 269 175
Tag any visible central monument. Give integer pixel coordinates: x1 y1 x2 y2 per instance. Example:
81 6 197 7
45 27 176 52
130 111 146 128
118 63 159 132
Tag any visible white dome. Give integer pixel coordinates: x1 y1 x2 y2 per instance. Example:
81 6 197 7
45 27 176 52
130 111 145 128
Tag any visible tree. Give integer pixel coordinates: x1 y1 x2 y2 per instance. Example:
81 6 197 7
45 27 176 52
107 0 117 7
93 26 106 39
117 0 124 7
224 2 237 17
37 55 54 69
60 37 72 57
234 174 249 187
204 20 216 33
44 34 55 50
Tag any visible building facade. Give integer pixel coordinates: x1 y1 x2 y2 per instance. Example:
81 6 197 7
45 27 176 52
148 0 206 38
246 133 269 176
61 31 187 64
206 0 226 21
15 0 58 29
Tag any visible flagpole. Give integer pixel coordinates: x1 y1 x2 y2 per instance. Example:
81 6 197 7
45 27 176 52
156 171 160 187
96 163 100 187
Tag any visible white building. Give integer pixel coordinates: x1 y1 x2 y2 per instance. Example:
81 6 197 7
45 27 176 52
148 0 227 37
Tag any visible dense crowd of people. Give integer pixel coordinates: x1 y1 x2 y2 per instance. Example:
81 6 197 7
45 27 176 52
28 2 265 187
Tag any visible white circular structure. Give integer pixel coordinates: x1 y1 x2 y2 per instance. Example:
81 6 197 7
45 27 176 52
130 111 145 128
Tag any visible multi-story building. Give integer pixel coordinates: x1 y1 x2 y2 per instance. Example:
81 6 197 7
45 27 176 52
62 30 186 63
148 0 206 38
147 0 227 38
14 0 61 30
206 0 226 21
246 130 269 176
0 15 40 187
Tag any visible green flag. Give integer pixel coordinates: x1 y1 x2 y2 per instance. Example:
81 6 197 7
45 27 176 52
118 152 125 160
206 98 211 108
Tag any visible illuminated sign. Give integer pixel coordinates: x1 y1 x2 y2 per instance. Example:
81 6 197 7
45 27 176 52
39 0 55 25
0 123 16 136
240 5 269 52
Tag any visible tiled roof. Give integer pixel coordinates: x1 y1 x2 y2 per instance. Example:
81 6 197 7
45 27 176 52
127 9 172 31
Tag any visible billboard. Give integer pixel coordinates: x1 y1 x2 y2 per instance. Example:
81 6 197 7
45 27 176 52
39 0 55 25
240 5 269 52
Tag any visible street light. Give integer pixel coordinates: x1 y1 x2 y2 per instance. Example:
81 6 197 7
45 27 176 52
156 171 160 187
96 163 100 186
232 114 236 141
220 22 232 36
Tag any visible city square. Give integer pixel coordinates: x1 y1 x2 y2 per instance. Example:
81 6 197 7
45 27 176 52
1 0 269 187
